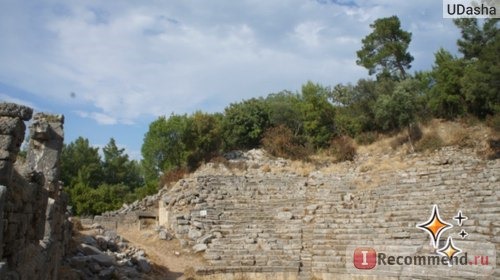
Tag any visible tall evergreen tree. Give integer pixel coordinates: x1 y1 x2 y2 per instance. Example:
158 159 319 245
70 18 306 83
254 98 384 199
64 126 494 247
356 16 413 79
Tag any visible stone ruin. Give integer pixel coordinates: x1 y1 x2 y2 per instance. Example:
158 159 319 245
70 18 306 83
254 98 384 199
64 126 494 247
158 149 500 279
0 102 71 279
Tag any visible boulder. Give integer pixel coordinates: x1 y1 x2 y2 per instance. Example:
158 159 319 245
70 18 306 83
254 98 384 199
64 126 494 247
159 230 173 240
91 254 116 267
79 244 104 256
135 257 151 273
192 243 207 253
188 229 203 240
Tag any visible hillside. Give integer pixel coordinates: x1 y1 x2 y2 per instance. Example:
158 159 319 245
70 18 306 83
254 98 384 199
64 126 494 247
83 119 499 279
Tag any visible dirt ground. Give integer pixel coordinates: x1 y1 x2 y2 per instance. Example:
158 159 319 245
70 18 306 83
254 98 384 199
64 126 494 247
116 226 205 280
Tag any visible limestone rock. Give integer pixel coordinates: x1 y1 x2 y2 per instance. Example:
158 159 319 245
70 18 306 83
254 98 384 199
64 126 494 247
188 228 203 240
192 243 208 253
276 211 293 220
0 102 33 120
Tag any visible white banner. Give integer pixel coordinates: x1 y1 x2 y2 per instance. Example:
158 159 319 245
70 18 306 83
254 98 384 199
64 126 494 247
443 0 499 18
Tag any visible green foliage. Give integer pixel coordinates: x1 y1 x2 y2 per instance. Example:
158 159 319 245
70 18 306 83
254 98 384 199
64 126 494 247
331 79 387 133
185 112 223 170
63 16 500 216
454 18 491 60
102 138 143 188
454 18 499 118
265 91 304 136
222 98 270 150
141 114 189 182
374 79 420 131
428 49 466 119
62 137 146 216
460 27 500 117
69 182 133 216
300 81 336 148
356 16 413 79
61 137 103 187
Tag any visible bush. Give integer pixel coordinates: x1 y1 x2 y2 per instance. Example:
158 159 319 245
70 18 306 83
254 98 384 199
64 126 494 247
486 114 500 132
355 131 378 145
486 138 500 160
262 125 311 160
329 136 357 162
449 127 474 148
159 167 187 189
389 124 422 150
416 131 444 152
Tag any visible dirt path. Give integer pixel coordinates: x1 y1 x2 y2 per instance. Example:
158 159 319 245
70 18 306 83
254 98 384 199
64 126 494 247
117 226 205 280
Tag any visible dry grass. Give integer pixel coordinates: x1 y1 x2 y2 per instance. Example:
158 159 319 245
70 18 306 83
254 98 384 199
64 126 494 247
261 164 271 173
415 130 445 152
329 136 357 162
70 217 83 231
276 160 316 177
486 114 500 132
160 167 188 189
183 267 198 280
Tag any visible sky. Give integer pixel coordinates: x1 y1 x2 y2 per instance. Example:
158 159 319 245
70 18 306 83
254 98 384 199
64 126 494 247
0 0 461 160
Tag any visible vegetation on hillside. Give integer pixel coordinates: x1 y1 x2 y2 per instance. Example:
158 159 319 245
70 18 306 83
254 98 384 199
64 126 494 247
63 16 499 216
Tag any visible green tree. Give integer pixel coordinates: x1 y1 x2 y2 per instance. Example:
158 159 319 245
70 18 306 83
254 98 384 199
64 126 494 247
300 81 336 148
356 16 413 79
185 112 223 170
102 138 143 188
61 137 102 188
374 78 420 131
428 48 466 119
332 78 393 134
265 91 304 137
457 18 500 117
453 18 498 60
222 98 270 150
141 114 189 182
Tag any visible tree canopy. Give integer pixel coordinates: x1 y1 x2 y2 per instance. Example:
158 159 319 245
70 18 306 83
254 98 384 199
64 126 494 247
61 15 500 217
356 15 413 79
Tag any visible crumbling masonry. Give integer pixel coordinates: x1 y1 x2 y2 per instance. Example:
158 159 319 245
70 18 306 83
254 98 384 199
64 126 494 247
0 102 71 280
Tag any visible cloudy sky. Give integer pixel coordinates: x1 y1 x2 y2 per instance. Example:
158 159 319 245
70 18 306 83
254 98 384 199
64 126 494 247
0 0 461 159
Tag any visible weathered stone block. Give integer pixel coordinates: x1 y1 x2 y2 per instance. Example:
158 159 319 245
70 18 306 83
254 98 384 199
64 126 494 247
0 103 33 121
193 243 208 253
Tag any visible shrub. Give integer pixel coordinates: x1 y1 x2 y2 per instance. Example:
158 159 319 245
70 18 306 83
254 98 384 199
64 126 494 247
486 114 500 132
449 127 474 148
159 167 187 189
262 125 311 160
487 138 500 160
355 131 378 145
416 131 444 152
390 134 408 150
329 136 357 162
389 124 422 150
211 156 228 168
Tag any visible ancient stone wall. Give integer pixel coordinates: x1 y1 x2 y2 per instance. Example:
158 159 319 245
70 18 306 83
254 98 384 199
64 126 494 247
162 149 500 279
0 102 71 280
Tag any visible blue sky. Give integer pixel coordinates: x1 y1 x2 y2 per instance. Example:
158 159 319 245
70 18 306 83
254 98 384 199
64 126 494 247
0 0 460 160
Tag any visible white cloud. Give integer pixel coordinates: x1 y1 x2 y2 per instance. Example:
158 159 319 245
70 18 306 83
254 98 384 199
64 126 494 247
0 0 461 124
76 110 117 125
0 93 37 109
